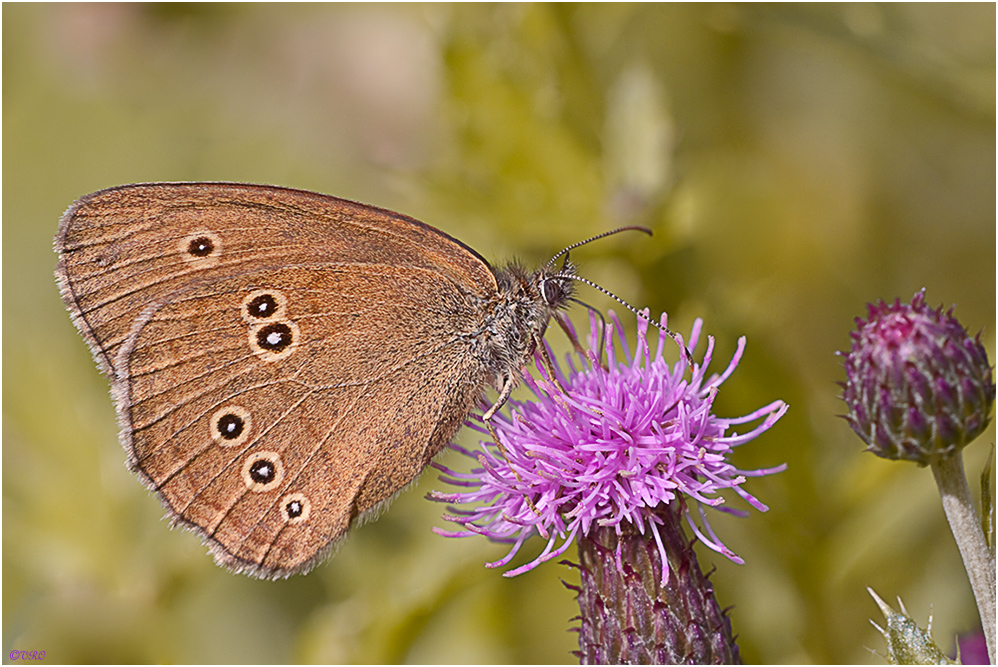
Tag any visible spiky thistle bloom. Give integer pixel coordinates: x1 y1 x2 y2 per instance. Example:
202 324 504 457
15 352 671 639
430 311 787 662
839 288 994 466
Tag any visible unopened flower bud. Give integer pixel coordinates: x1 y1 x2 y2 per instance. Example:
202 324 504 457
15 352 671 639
839 289 995 465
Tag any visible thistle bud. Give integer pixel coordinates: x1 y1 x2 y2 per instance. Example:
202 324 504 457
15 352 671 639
839 289 995 466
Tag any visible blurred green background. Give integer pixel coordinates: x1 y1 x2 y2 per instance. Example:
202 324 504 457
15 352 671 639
4 3 995 664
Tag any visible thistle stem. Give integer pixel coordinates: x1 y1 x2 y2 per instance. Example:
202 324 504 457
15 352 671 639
930 452 995 664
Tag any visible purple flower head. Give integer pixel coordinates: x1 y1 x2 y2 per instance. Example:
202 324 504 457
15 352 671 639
430 310 788 585
839 289 995 465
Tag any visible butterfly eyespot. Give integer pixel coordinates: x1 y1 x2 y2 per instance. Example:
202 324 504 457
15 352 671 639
242 289 288 323
189 237 214 256
281 493 311 524
241 451 284 492
249 320 300 362
218 414 243 438
210 405 252 447
258 324 291 349
178 230 222 268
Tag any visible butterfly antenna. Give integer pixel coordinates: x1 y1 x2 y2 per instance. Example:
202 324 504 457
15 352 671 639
545 225 652 269
546 225 691 370
555 271 693 371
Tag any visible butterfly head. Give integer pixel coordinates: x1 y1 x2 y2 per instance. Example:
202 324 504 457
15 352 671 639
537 254 577 315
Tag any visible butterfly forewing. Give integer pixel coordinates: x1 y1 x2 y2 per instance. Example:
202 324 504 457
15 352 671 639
55 183 497 377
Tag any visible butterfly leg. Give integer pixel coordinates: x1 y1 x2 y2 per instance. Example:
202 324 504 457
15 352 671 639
555 311 587 360
481 372 518 466
536 339 567 394
482 373 543 519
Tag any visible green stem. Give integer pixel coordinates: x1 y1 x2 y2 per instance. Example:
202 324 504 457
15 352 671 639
930 452 996 664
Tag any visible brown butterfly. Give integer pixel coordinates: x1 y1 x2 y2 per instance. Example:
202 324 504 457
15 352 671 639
55 182 647 579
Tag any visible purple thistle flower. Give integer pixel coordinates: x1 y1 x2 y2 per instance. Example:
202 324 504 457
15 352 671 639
839 288 995 466
429 310 788 586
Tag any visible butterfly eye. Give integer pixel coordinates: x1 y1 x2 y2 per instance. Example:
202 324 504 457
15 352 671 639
542 278 566 307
